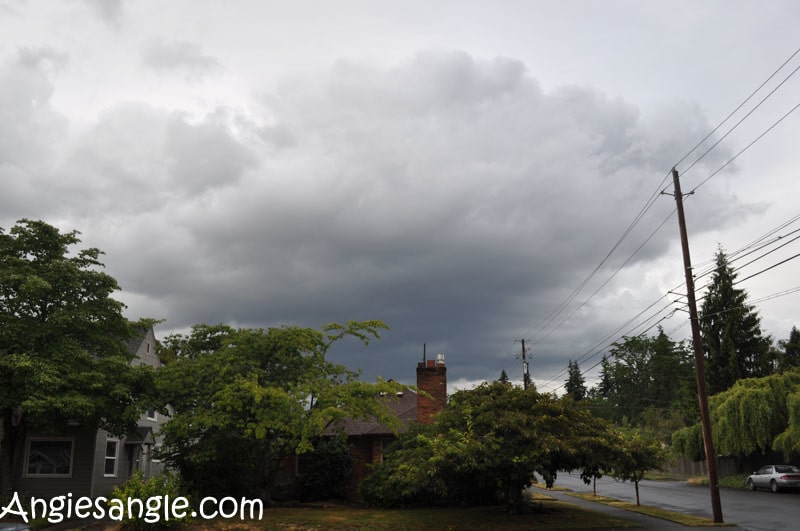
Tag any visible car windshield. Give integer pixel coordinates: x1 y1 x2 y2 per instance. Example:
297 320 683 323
774 465 800 473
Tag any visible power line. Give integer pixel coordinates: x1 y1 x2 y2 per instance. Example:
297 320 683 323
534 209 677 345
673 45 800 173
735 250 800 285
510 47 800 392
536 208 800 391
690 99 800 194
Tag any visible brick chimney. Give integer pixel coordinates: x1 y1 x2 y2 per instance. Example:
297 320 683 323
416 353 447 424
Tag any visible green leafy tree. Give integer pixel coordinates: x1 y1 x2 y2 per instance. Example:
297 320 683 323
155 321 403 503
700 249 773 394
598 330 695 430
611 428 666 506
0 220 154 495
578 431 619 497
672 369 800 462
362 382 612 513
565 359 587 401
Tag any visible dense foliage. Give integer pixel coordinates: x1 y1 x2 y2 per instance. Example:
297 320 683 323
591 329 697 437
361 382 660 513
777 326 800 373
672 369 800 461
109 471 187 530
0 219 154 494
155 321 404 502
296 436 353 501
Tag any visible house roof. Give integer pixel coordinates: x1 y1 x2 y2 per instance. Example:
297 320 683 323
124 325 149 356
325 387 418 437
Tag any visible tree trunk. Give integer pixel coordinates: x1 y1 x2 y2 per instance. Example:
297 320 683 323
1 408 24 496
506 486 524 514
634 479 640 506
258 455 283 507
593 476 597 497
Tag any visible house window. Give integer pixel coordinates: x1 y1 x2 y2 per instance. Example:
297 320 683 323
146 407 157 421
151 444 162 464
25 438 74 477
104 439 119 477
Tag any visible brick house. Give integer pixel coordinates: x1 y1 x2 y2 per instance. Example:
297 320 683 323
322 354 448 499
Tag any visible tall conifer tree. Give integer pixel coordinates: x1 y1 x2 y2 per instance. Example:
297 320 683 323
699 249 773 395
565 359 587 400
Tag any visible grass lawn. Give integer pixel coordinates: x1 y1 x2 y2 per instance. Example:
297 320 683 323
186 501 639 530
687 473 750 490
60 495 637 530
565 493 732 527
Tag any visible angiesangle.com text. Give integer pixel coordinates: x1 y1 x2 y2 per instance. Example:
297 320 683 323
0 491 264 525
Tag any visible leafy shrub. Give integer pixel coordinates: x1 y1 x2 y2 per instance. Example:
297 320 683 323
296 436 353 501
109 471 189 530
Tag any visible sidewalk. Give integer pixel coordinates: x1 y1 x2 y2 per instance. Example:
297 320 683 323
537 488 743 529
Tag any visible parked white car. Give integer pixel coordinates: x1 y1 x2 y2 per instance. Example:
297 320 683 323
746 464 800 492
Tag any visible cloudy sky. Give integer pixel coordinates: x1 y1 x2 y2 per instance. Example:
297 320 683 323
2 0 799 393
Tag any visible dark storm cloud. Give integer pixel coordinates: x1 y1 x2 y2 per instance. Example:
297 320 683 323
96 51 745 386
141 40 223 80
0 49 755 388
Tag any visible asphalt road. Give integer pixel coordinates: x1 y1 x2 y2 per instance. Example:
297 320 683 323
551 472 799 531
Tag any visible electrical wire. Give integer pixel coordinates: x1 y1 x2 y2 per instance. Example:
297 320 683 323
690 99 800 194
673 45 800 173
534 209 677 345
507 47 800 390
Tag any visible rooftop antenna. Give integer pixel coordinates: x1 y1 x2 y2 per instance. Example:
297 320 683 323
423 343 426 364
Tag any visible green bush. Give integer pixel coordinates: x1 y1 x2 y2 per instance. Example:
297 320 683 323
297 436 353 501
109 471 189 530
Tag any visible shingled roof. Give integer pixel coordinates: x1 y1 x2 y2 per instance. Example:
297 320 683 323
325 388 418 436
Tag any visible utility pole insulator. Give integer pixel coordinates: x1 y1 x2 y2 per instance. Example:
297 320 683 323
672 168 724 524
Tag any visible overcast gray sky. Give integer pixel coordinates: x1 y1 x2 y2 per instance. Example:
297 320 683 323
2 0 799 393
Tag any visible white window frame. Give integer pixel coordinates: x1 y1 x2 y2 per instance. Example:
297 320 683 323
104 437 120 477
24 437 75 478
151 444 162 464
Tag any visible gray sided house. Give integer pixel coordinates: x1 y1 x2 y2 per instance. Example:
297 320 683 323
11 327 167 498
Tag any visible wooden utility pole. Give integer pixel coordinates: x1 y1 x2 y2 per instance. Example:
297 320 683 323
671 168 723 523
521 339 531 390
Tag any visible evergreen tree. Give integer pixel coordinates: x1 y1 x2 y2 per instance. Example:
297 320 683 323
498 369 511 385
596 355 613 399
699 249 773 395
778 326 800 372
565 359 587 400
